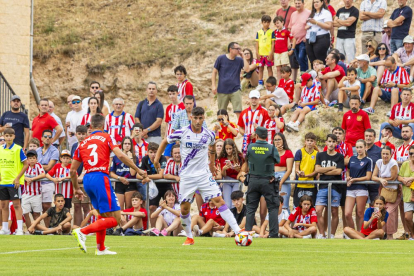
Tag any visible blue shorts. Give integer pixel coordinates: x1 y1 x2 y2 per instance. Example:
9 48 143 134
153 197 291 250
315 188 341 207
136 182 147 201
379 89 401 103
163 142 175 157
297 105 316 111
83 172 121 214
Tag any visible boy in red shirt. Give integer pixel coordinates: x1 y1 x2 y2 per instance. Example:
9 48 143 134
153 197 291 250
278 65 295 105
175 65 194 103
116 191 147 235
164 85 185 158
273 16 296 82
191 200 225 237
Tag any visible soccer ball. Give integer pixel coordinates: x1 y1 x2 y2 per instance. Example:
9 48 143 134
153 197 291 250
235 231 253 246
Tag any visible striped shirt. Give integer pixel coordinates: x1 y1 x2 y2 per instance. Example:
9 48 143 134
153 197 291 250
301 85 320 106
390 102 414 129
48 163 73 198
80 113 92 125
165 103 185 137
238 105 269 155
164 159 181 195
104 111 135 145
360 0 387 32
380 66 409 93
23 163 45 196
264 118 284 144
393 140 414 162
133 139 149 165
177 80 194 102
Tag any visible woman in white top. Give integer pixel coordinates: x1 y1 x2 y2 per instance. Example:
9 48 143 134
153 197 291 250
305 0 333 66
372 146 400 240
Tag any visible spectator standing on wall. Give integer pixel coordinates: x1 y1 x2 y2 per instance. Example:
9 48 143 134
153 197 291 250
387 0 413 53
359 0 386 51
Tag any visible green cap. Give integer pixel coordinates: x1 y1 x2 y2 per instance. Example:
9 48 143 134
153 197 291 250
255 126 267 139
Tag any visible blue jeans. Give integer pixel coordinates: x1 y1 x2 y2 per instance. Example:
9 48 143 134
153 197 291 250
390 39 404 54
315 188 341 207
222 176 240 208
294 42 308 72
379 122 414 140
275 171 291 212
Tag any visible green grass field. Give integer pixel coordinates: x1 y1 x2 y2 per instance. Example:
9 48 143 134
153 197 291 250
0 236 411 275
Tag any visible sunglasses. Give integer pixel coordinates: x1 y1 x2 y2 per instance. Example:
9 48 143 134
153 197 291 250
43 135 52 139
366 45 372 48
91 86 99 89
232 47 241 50
410 152 414 156
72 100 81 104
378 47 386 50
0 139 5 142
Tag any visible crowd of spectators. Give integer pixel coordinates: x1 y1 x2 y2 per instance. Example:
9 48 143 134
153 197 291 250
1 0 414 239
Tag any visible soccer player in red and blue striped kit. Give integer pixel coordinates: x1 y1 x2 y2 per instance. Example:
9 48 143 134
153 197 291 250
70 114 149 255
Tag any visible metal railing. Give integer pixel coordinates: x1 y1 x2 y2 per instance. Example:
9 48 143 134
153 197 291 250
0 71 28 115
45 178 401 235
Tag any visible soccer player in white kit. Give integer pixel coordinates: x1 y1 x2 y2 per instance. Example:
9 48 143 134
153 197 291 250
155 107 241 245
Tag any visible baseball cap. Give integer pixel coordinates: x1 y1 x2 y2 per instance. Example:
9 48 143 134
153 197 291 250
72 95 81 101
300 73 312 86
403 35 414 44
26 150 37 157
249 90 261 99
356 54 370 62
60 149 72 158
11 95 21 101
383 20 389 29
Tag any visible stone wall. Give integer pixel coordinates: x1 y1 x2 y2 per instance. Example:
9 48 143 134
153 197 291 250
0 0 31 114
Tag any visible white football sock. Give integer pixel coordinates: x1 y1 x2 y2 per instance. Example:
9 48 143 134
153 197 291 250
2 222 9 230
213 233 226 238
17 220 23 231
218 204 240 234
180 213 193 239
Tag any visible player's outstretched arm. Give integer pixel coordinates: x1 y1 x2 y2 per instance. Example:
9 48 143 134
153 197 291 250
154 138 169 171
113 147 148 182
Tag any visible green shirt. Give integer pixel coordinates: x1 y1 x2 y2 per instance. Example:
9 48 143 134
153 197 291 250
246 140 280 177
398 161 414 203
357 66 377 87
0 143 27 186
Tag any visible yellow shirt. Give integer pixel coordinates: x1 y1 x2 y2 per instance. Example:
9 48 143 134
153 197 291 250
295 147 318 188
255 29 275 56
0 143 27 186
398 161 414 203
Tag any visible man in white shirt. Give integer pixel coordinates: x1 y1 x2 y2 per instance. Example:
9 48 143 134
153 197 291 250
66 95 87 150
81 81 111 112
261 76 290 109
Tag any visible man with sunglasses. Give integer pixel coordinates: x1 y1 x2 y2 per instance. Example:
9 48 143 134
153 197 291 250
36 129 59 227
81 81 111 112
393 35 414 83
0 95 30 150
65 96 86 150
32 98 62 147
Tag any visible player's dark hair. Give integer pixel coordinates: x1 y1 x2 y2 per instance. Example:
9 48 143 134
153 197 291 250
171 144 180 156
217 109 228 116
121 136 137 164
174 65 187 76
132 191 143 201
164 190 178 204
326 134 337 142
91 114 105 129
266 76 277 86
305 132 317 141
183 95 194 103
231 190 244 200
280 65 292 74
402 125 413 132
272 15 284 24
299 195 313 208
339 53 346 61
273 133 290 151
4 128 15 135
87 97 102 114
332 127 344 134
54 193 64 201
365 128 376 137
42 129 52 136
262 14 271 23
167 85 178 93
76 125 88 134
90 81 100 88
192 106 204 116
148 142 159 152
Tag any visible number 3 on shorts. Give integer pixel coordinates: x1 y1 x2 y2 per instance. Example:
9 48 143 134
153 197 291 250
88 144 98 166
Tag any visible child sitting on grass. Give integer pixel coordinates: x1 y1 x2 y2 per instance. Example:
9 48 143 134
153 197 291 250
28 194 72 235
150 190 182 236
285 73 320 132
283 195 317 238
115 191 147 236
337 67 361 112
191 200 226 237
254 196 289 238
213 190 247 238
343 196 388 239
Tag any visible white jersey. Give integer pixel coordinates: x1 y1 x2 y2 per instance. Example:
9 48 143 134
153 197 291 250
265 209 289 222
156 203 181 225
167 125 215 177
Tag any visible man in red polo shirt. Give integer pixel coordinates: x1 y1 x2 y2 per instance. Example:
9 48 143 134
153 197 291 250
32 98 63 147
341 95 371 148
319 52 345 106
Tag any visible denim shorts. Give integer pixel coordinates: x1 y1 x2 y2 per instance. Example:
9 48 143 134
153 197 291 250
315 188 341 207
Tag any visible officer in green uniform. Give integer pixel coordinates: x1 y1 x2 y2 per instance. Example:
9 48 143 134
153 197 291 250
241 126 280 238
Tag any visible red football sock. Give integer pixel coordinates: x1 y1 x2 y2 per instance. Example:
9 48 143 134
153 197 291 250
96 229 106 251
80 216 117 235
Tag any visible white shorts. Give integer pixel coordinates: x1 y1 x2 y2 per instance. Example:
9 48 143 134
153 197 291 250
22 194 43 214
404 202 414 212
179 173 222 204
346 189 369 198
41 183 55 203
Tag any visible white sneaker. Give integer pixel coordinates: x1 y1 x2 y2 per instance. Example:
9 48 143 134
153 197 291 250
0 229 11 235
177 230 187 237
317 234 326 239
363 107 375 114
343 233 350 240
303 234 312 239
212 232 226 238
291 121 299 132
408 238 414 240
256 84 264 91
330 234 335 239
95 247 117 255
252 233 260 238
15 229 24 236
192 225 200 237
72 228 87 253
386 111 391 117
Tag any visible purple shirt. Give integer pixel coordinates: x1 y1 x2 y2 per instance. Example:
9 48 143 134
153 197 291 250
382 33 391 52
394 47 414 71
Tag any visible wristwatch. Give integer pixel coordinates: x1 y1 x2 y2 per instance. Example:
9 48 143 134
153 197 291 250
147 127 151 132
